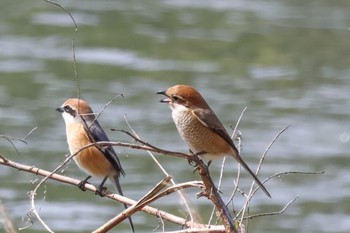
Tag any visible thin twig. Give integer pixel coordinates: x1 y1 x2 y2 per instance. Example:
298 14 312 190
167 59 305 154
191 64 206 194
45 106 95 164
207 156 226 226
106 133 189 159
94 176 173 233
0 199 17 233
229 108 246 200
245 195 299 220
138 181 204 209
225 108 247 208
43 0 78 31
29 158 72 232
27 141 102 232
72 39 80 100
45 0 79 100
21 127 38 141
164 227 225 233
230 107 247 143
121 114 196 226
234 170 324 221
134 176 174 207
92 95 124 126
240 125 291 224
0 127 37 155
94 178 204 232
257 125 291 175
112 129 173 154
268 170 325 180
0 156 208 230
122 115 174 169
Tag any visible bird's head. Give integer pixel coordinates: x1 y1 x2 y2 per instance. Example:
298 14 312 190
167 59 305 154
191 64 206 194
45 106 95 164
157 84 209 110
56 98 95 124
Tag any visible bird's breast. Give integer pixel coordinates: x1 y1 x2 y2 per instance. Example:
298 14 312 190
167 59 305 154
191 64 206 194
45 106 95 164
65 123 114 177
171 107 232 157
66 123 90 154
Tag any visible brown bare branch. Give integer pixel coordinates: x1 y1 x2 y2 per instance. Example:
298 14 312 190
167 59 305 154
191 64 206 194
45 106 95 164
97 140 189 159
94 177 204 232
192 154 238 233
0 157 208 231
122 115 197 225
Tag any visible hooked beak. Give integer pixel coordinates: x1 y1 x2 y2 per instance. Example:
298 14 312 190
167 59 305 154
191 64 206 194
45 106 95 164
56 107 64 113
156 90 171 103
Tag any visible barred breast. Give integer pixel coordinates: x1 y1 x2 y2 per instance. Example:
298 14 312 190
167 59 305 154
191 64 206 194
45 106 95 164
171 105 232 158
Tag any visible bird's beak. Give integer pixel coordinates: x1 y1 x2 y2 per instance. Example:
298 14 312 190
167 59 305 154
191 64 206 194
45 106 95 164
156 90 166 95
56 107 64 113
156 90 171 103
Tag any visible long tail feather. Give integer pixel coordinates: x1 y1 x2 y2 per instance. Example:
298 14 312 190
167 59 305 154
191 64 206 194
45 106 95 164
233 154 271 198
111 175 135 232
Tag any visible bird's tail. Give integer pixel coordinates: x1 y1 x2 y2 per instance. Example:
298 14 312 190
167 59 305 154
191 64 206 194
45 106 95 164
233 153 271 198
111 175 135 232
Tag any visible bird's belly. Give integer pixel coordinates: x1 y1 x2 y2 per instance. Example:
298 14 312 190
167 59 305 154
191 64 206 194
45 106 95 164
74 147 114 178
66 124 114 177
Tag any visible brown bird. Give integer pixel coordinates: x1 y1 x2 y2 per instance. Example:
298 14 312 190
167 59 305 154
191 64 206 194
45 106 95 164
157 85 271 198
57 98 134 231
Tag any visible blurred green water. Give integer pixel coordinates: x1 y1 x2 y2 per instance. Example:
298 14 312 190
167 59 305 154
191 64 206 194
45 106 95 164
0 0 349 232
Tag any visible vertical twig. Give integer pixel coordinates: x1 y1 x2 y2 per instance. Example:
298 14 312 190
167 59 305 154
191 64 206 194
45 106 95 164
122 114 197 227
239 125 291 224
194 155 238 233
0 199 17 233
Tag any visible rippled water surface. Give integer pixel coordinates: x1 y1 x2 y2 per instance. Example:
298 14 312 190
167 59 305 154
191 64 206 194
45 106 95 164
0 1 349 233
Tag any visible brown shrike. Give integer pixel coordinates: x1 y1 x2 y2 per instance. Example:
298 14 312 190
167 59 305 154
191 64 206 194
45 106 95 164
157 85 271 198
57 98 134 231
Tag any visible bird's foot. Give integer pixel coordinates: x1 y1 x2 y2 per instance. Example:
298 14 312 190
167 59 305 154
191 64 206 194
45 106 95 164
188 157 199 167
78 176 91 191
192 166 199 174
196 190 209 198
95 186 108 197
187 149 198 167
207 160 212 167
187 150 206 167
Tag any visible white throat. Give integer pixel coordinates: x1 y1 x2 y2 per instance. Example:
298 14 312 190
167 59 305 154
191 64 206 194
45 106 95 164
61 111 81 124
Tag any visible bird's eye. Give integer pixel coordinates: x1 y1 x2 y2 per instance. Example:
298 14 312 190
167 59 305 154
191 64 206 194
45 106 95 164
63 105 77 117
172 95 180 102
64 105 72 112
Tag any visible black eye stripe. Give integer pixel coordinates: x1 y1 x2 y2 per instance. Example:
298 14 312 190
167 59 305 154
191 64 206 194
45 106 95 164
63 105 77 117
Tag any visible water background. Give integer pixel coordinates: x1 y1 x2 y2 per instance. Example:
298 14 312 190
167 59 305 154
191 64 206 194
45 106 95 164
0 1 349 232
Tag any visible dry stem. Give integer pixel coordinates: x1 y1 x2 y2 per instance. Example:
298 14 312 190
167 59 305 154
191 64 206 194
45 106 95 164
0 156 208 231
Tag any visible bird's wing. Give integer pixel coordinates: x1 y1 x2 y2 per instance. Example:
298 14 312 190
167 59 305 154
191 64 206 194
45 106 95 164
192 108 239 155
86 120 125 176
193 108 271 197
